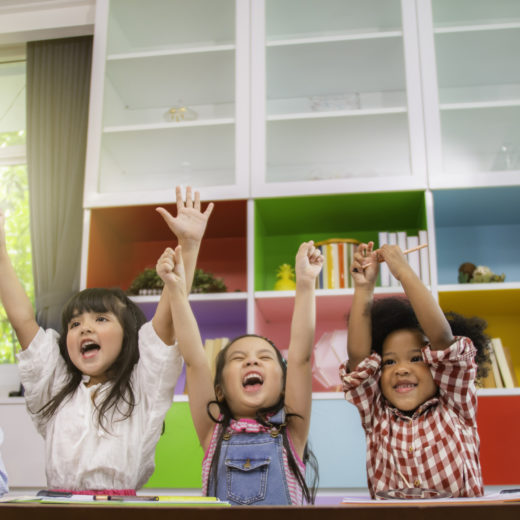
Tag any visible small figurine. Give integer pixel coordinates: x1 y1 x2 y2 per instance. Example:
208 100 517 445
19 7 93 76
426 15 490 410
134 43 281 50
164 100 198 122
274 263 296 290
470 265 506 284
458 262 477 283
458 262 505 284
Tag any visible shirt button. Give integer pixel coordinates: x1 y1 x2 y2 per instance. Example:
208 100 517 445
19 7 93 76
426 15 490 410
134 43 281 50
409 446 413 453
414 479 421 487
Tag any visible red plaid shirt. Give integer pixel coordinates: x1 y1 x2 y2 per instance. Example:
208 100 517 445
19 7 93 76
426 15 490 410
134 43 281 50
340 337 484 498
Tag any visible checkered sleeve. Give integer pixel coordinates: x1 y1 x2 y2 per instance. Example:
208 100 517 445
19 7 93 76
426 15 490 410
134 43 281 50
422 337 478 425
340 353 382 432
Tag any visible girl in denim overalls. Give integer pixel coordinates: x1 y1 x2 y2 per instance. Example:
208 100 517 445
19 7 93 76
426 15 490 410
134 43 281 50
158 241 323 505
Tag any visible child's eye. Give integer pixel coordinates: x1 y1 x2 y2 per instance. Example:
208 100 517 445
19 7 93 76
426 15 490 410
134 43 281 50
69 321 80 329
411 355 424 363
382 359 395 367
96 315 108 322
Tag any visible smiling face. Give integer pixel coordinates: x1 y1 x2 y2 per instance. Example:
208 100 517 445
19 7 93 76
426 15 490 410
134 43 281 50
380 329 437 413
66 310 125 386
216 336 285 419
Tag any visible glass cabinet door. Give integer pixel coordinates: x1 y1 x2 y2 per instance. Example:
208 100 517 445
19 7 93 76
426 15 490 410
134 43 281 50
418 0 520 188
85 0 249 206
251 0 427 197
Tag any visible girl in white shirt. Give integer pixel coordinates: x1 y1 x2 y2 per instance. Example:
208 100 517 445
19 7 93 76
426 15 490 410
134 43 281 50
0 187 213 494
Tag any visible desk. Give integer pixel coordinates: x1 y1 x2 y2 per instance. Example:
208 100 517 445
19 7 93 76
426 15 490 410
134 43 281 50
1 503 520 520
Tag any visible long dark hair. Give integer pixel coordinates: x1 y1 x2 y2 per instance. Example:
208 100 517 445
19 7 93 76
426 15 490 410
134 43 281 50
36 288 146 431
206 334 318 504
369 297 491 381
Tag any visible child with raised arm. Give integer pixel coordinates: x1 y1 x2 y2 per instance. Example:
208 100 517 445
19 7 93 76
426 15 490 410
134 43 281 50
341 242 490 499
0 186 213 494
156 241 323 505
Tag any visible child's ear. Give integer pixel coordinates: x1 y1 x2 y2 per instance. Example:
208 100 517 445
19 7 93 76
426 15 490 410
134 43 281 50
215 384 224 401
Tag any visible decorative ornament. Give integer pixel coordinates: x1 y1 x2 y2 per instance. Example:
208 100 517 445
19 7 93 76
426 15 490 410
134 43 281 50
458 262 477 283
164 100 198 122
274 264 296 290
458 263 505 284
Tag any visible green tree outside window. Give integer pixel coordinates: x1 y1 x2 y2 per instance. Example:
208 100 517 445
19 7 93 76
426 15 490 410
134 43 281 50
0 130 33 363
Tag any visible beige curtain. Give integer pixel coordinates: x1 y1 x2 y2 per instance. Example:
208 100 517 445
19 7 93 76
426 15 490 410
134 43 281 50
26 36 93 330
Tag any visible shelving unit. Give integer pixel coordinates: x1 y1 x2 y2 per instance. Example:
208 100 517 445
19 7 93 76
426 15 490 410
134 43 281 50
83 0 250 208
418 0 520 188
79 0 520 489
251 0 427 197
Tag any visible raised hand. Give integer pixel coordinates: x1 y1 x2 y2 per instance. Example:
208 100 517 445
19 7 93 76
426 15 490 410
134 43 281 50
156 246 186 295
351 241 379 287
376 244 410 282
295 240 323 283
156 186 214 245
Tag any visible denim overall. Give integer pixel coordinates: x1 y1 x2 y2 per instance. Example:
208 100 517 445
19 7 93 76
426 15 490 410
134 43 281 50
212 410 292 505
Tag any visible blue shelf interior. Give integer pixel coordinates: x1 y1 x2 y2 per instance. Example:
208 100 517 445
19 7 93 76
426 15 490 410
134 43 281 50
434 186 520 284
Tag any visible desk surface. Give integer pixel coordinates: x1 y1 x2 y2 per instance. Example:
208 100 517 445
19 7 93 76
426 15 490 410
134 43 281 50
1 503 520 520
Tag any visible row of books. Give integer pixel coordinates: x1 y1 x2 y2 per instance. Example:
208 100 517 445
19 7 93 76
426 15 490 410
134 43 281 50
315 238 360 290
314 232 430 290
479 337 519 389
378 230 430 287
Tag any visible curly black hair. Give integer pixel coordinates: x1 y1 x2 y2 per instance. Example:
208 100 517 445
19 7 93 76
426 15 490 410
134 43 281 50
368 297 491 381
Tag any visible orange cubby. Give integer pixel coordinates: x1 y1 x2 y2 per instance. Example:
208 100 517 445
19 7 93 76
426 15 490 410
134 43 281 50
86 199 247 292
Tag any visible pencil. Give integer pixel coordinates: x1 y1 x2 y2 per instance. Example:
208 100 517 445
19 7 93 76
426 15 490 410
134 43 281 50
361 243 428 268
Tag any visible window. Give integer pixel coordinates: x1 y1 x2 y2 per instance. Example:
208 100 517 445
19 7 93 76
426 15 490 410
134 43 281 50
0 53 32 363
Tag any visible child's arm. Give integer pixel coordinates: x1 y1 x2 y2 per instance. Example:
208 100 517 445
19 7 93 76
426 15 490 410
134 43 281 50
0 211 39 350
348 241 379 371
285 241 323 457
156 246 216 451
152 186 214 345
378 244 454 351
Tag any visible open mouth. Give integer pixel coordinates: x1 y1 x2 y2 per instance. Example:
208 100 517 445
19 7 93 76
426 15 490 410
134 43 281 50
80 341 101 358
242 372 264 393
394 382 417 394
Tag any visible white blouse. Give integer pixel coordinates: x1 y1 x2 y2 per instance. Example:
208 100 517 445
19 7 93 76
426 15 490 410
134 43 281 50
17 321 183 491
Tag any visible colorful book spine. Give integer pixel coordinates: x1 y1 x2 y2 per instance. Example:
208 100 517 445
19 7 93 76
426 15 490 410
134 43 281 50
338 242 346 289
406 235 421 278
346 241 355 288
326 244 334 289
387 232 399 287
418 229 430 286
492 338 515 389
377 231 390 287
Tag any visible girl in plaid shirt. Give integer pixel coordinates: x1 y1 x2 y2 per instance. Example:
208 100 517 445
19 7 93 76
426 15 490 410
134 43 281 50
341 241 490 499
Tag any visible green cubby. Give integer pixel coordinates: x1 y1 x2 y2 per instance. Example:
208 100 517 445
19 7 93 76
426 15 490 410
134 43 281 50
254 191 427 291
144 402 203 489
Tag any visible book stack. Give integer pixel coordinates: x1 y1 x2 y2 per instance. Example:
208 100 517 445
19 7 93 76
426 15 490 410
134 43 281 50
478 337 519 389
315 238 360 289
378 230 430 287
